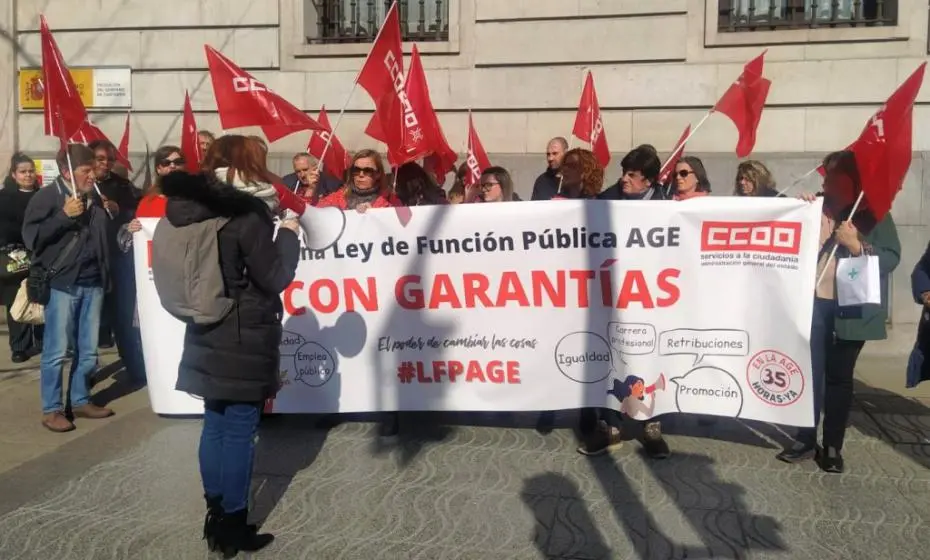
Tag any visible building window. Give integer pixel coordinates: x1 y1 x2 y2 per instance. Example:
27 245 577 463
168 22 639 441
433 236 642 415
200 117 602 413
718 0 897 31
307 0 449 44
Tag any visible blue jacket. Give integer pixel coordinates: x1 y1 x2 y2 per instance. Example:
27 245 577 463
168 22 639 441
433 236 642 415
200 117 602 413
912 241 930 304
907 241 930 388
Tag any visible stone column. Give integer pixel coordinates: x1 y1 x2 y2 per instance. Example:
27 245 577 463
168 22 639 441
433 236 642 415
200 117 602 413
0 0 17 167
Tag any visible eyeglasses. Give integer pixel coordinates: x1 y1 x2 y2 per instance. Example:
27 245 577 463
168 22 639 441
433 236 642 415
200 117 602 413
351 166 378 177
480 181 500 190
677 169 694 178
159 158 185 167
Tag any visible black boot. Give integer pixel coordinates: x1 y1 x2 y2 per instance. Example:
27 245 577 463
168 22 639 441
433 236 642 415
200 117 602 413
819 446 844 474
203 495 222 551
216 509 274 558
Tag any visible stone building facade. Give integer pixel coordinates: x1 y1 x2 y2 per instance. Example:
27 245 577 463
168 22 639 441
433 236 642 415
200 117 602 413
0 0 926 326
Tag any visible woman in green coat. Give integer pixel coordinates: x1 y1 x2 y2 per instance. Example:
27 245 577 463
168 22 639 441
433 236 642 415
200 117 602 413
777 150 901 474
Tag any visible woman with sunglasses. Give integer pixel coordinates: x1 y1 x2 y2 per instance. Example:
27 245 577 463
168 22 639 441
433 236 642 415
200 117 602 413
317 149 400 212
317 149 402 438
673 156 711 200
134 145 186 219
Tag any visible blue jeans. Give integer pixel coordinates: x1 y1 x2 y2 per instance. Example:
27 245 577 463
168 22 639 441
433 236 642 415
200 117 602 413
40 286 104 414
39 286 103 414
199 400 262 514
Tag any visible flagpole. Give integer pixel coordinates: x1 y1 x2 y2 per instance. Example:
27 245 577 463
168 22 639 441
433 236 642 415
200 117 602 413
465 109 471 153
57 112 79 200
317 88 357 173
465 109 472 180
589 72 594 151
319 0 400 168
64 145 78 200
658 111 711 179
777 164 820 197
94 181 115 219
815 190 865 289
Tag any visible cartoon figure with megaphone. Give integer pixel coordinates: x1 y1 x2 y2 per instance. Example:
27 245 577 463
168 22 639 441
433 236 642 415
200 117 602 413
607 373 667 419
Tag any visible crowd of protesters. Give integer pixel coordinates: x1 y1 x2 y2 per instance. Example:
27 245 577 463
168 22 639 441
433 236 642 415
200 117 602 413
2 129 928 556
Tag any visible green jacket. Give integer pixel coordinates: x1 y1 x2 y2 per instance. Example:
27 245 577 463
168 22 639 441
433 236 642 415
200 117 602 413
833 214 901 341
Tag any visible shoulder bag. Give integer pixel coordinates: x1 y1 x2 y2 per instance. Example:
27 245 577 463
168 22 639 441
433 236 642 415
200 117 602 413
26 230 84 306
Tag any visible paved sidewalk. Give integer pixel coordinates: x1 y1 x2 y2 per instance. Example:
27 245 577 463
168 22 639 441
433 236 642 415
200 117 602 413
0 326 929 560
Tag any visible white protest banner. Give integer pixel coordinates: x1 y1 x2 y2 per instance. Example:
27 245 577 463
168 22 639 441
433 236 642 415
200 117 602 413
134 198 822 427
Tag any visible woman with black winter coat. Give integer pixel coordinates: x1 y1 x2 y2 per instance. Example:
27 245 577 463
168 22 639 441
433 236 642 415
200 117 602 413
0 152 42 361
160 135 300 557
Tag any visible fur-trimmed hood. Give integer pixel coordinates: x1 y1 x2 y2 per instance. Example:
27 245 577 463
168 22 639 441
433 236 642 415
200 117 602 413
161 171 273 228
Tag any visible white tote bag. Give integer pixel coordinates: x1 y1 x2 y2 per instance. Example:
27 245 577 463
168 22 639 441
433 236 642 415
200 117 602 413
835 255 881 306
10 279 44 325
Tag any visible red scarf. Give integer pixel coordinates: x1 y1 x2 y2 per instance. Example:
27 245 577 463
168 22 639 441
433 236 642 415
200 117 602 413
673 190 709 201
317 186 401 210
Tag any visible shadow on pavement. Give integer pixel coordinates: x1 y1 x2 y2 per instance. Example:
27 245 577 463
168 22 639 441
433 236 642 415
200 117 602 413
852 378 930 469
522 452 787 558
521 473 610 557
249 414 333 526
90 360 147 406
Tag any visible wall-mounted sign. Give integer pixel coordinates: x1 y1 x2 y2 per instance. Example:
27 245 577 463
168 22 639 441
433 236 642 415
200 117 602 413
19 66 132 110
35 159 60 187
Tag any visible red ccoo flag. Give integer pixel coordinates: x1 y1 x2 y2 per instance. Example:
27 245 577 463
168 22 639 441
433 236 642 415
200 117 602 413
71 118 133 171
40 15 87 141
713 51 771 158
831 63 926 225
364 44 434 166
205 45 325 142
357 1 404 106
463 113 491 187
359 2 420 165
405 45 456 176
117 111 133 171
70 119 108 145
180 91 202 171
572 71 610 169
658 124 691 185
307 106 350 181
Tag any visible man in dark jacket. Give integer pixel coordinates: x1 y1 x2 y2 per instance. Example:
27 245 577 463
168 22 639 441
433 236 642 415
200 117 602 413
582 145 671 460
598 144 669 201
530 137 568 201
22 144 115 432
280 152 341 204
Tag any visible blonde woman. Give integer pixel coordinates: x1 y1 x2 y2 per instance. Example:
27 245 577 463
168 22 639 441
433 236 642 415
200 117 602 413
734 160 778 197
